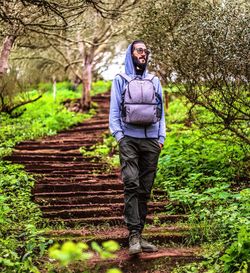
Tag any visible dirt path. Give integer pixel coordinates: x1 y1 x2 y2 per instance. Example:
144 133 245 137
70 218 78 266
9 93 200 273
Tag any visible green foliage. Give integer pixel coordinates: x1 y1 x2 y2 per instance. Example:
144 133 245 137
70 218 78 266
48 240 121 272
40 80 111 97
0 82 99 272
172 263 201 273
38 81 76 93
80 133 119 168
157 98 248 193
91 240 120 259
0 161 51 273
91 80 111 96
155 96 249 273
220 227 250 273
173 187 250 244
174 228 250 273
48 241 91 266
0 86 93 158
133 0 250 144
106 269 122 273
0 69 38 113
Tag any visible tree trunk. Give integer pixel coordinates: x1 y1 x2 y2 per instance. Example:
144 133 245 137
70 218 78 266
81 77 85 108
0 35 16 75
52 76 57 101
76 31 93 111
84 63 92 109
165 92 169 112
81 61 92 110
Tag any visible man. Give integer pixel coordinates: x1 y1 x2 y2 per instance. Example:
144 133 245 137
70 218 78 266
109 40 166 255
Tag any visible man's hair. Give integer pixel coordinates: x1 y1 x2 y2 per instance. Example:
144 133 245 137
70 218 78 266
131 40 146 54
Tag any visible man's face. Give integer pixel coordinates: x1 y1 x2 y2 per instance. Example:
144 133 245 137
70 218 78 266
132 43 150 66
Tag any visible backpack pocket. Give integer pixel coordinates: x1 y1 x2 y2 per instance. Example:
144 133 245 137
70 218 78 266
123 104 158 125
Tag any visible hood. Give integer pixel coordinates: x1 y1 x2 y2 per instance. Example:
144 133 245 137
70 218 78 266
124 43 148 77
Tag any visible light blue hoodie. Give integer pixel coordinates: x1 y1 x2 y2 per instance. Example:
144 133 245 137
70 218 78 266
109 43 166 145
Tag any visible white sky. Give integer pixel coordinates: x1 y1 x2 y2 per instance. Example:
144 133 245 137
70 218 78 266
101 52 125 80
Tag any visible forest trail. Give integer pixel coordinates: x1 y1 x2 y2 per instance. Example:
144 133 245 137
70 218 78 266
9 93 201 273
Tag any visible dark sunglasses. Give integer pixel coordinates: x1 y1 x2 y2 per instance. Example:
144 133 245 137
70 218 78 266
134 48 150 55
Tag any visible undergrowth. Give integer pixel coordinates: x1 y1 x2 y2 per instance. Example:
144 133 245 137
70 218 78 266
0 81 110 272
80 132 119 168
0 84 94 159
0 162 50 272
156 95 250 273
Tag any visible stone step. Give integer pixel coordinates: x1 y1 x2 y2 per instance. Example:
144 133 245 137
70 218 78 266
35 194 123 206
6 155 92 162
39 201 169 211
86 247 201 273
36 174 120 182
37 172 120 178
27 169 97 174
17 138 102 146
14 143 94 150
48 214 187 227
48 134 102 140
73 119 109 126
34 181 123 192
19 161 106 167
54 133 102 138
23 162 107 172
59 123 108 133
34 189 124 198
34 189 165 199
34 189 166 204
43 206 168 219
41 202 169 218
46 226 191 246
11 151 85 156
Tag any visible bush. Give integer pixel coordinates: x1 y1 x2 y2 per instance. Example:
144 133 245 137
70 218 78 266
155 95 249 272
134 0 250 144
0 86 93 158
0 162 50 272
156 98 248 193
0 82 101 272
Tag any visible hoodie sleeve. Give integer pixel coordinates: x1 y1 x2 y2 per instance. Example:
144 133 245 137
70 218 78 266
155 77 166 145
109 76 124 142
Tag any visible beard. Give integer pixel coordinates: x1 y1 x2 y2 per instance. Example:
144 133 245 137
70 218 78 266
132 55 147 71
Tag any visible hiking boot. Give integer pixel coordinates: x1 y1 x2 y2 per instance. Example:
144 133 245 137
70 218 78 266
129 231 142 255
140 237 158 252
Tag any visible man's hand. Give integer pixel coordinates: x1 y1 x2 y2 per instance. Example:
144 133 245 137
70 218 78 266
159 143 163 149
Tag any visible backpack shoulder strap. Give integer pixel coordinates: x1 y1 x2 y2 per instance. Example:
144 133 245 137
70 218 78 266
116 73 132 82
144 73 155 81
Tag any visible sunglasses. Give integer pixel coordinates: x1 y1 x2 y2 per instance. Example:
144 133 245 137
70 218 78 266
134 48 150 55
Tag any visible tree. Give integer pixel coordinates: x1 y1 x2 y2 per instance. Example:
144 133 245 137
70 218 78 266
40 11 125 109
8 0 139 109
0 0 138 75
132 0 250 145
0 0 139 112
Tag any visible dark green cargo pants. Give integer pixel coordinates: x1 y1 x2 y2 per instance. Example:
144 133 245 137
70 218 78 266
119 136 161 233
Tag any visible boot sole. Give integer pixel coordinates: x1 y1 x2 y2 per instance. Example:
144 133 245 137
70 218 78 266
129 248 142 255
142 248 158 253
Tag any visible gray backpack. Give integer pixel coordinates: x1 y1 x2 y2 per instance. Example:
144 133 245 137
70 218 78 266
118 73 162 126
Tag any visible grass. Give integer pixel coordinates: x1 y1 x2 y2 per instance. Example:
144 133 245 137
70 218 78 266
0 80 111 273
